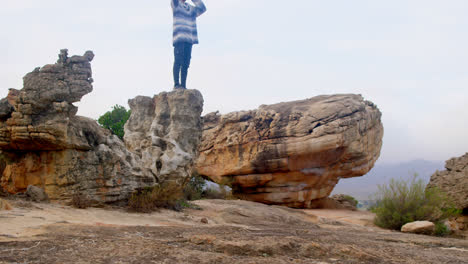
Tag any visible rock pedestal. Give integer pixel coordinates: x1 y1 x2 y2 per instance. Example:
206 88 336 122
124 90 204 184
196 94 383 208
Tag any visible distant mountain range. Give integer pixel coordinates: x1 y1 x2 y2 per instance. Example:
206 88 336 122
331 160 445 200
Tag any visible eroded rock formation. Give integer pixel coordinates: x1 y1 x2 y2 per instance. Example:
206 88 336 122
124 90 204 184
0 50 204 204
196 94 383 208
427 153 468 211
0 50 154 203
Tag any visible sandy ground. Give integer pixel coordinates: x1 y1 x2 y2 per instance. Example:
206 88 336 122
1 198 467 263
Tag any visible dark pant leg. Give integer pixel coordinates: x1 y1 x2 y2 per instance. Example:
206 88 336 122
180 43 192 88
173 43 184 86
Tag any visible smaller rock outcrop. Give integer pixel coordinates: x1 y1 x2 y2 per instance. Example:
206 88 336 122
0 49 96 151
445 216 468 233
328 194 358 210
427 153 468 211
0 50 155 203
26 185 49 202
401 221 435 235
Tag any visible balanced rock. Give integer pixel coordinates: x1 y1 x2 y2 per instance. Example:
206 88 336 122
0 50 155 203
427 153 468 211
196 94 383 208
401 221 435 235
124 90 204 183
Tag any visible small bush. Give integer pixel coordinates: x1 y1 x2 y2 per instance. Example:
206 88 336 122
434 221 451 237
203 185 235 200
97 105 131 139
371 175 460 230
184 174 206 201
342 195 359 207
128 181 185 213
71 193 92 209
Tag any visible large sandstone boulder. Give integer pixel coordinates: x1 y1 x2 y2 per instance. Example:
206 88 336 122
427 153 468 211
124 90 204 183
196 94 383 208
0 50 204 204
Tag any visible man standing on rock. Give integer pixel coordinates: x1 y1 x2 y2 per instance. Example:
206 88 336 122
171 0 206 90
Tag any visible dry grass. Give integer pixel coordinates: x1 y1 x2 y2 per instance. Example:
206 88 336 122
71 194 92 209
0 198 12 210
203 185 235 200
128 181 184 213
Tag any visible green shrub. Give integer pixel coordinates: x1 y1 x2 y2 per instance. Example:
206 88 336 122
128 181 184 213
98 105 131 139
434 221 451 237
342 195 359 207
371 175 460 230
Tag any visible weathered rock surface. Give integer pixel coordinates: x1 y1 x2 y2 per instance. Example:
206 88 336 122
196 94 383 208
0 49 96 151
0 50 204 204
124 90 204 184
427 153 468 211
0 50 154 203
26 185 49 202
401 221 435 235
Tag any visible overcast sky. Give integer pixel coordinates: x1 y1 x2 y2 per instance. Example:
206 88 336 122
1 0 467 164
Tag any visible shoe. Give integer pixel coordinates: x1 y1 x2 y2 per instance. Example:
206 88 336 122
174 85 187 90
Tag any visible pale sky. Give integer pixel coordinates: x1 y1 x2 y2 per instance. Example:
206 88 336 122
1 0 467 164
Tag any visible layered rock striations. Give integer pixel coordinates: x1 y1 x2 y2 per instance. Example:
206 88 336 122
427 153 468 211
0 50 204 203
196 94 383 208
124 90 204 184
0 50 154 202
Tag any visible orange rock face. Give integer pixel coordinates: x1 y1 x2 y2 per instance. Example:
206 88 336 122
196 94 383 208
0 50 156 202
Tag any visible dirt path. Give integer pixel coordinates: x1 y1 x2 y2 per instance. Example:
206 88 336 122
1 199 467 263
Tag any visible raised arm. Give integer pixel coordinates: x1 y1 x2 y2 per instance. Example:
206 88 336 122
171 0 178 9
192 0 207 17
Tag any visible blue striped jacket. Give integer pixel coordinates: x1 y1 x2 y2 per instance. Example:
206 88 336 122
171 0 206 45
